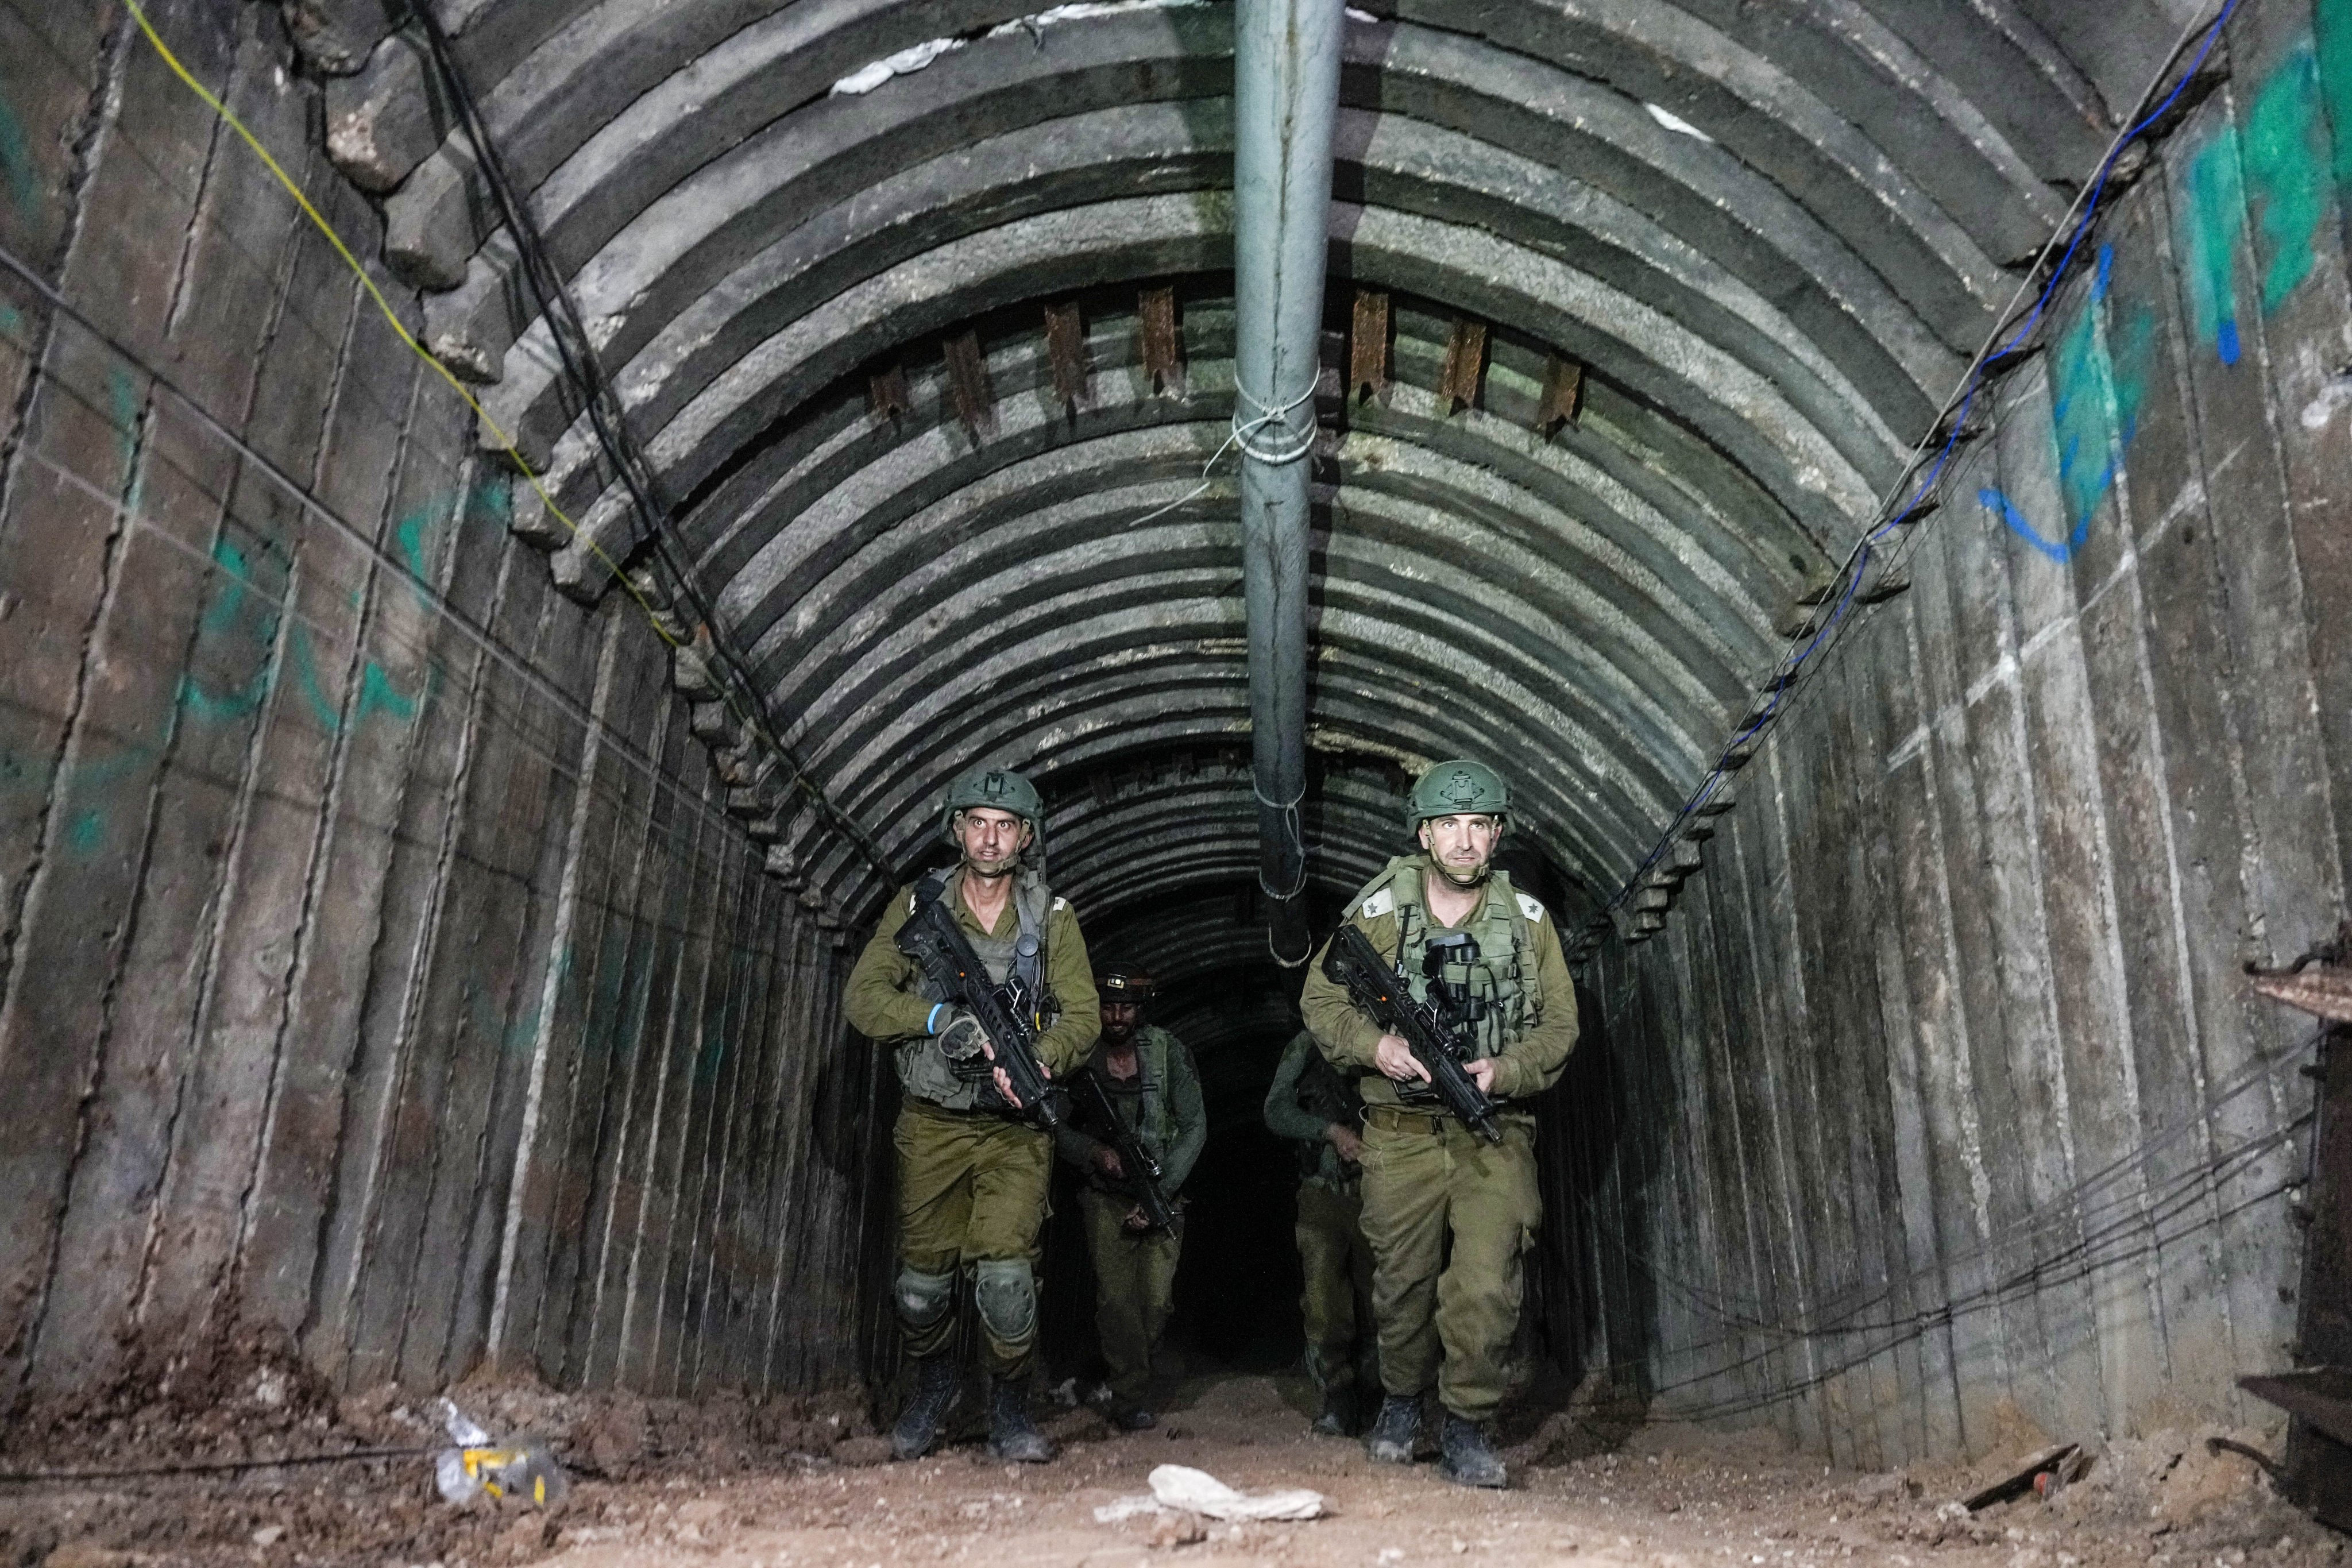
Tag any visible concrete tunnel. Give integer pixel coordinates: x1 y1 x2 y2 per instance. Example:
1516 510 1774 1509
3 0 2352 1550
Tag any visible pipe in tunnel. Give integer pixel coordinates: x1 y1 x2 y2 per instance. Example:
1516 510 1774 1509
1232 0 1342 967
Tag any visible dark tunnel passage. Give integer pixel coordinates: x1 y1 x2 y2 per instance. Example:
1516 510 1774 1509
3 0 2352 1545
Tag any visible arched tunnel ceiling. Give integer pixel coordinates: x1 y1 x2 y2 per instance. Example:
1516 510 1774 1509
319 0 2161 976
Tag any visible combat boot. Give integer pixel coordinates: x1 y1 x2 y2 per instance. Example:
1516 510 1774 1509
1311 1385 1357 1437
1363 1393 1421 1463
1106 1399 1157 1431
986 1376 1056 1463
889 1356 959 1461
1438 1413 1507 1488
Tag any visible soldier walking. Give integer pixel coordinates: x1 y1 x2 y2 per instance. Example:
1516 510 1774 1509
844 767 1098 1463
1053 965 1206 1431
1262 1025 1377 1437
1299 760 1578 1488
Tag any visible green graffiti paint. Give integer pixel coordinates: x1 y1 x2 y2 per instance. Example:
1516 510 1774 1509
289 628 341 732
177 665 273 723
288 627 422 734
64 808 103 855
2243 44 2328 312
2050 295 2121 531
2178 123 2247 364
2321 0 2352 192
354 661 418 723
199 540 250 633
0 97 38 219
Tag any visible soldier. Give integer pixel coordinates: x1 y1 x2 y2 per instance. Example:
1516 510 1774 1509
1298 760 1578 1488
843 766 1098 1464
1262 1026 1376 1437
1053 965 1206 1431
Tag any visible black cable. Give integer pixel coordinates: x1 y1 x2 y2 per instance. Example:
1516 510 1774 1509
1598 0 2239 927
0 1445 433 1485
397 1 892 882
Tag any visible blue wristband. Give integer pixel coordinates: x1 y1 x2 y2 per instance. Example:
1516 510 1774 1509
926 1002 945 1034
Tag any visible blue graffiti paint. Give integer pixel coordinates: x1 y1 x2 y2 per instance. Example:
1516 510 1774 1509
1981 486 2087 564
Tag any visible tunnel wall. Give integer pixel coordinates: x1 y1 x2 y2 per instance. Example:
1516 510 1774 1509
0 1 885 1409
1573 0 2352 1466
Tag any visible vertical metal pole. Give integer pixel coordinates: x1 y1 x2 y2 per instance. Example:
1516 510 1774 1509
1233 0 1340 966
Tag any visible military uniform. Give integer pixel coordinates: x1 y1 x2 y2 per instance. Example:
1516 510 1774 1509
1262 1029 1377 1419
1299 851 1578 1432
1055 1023 1205 1408
844 866 1098 1386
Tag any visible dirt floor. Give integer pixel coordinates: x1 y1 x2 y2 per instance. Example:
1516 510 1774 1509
3 1367 2342 1568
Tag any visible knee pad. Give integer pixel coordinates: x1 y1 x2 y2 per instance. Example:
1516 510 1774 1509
894 1266 956 1330
972 1258 1037 1347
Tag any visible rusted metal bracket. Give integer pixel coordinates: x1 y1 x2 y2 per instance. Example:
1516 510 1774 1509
1437 317 1486 411
1536 352 1584 434
1044 301 1090 408
944 331 994 437
1349 289 1389 401
1138 286 1183 395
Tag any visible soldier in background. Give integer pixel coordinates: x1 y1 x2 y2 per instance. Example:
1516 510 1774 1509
1054 965 1206 1431
844 767 1098 1465
1299 760 1578 1489
1263 1026 1378 1437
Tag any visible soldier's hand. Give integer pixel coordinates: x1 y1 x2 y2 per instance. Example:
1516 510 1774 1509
1373 1033 1430 1084
1091 1146 1125 1179
1122 1206 1150 1233
1466 1059 1497 1094
1325 1122 1364 1164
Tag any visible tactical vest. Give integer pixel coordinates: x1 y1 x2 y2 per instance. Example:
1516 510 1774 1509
1350 855 1544 1062
1080 1025 1180 1181
895 866 1059 1111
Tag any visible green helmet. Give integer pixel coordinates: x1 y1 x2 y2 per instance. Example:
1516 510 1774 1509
1406 759 1510 831
941 766 1042 838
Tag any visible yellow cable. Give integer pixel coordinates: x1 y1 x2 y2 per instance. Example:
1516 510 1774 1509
121 0 677 645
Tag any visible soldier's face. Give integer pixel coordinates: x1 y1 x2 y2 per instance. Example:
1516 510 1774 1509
956 807 1032 876
1419 813 1501 882
1101 999 1142 1042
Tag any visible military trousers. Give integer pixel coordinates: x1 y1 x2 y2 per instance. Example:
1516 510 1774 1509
1078 1186 1182 1401
894 1099 1053 1378
1357 1105 1540 1422
1294 1180 1377 1397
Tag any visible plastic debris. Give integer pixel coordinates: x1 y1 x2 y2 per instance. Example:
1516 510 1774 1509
1150 1463 1322 1520
432 1400 570 1509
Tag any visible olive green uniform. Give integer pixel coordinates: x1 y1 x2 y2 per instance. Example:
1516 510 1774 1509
1298 855 1578 1423
844 867 1098 1380
1263 1029 1378 1403
1054 1025 1205 1402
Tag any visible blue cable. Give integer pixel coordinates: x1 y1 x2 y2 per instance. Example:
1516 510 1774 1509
1604 0 2240 918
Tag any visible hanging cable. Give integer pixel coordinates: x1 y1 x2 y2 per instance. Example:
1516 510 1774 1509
1601 0 2241 925
393 0 891 882
114 0 891 885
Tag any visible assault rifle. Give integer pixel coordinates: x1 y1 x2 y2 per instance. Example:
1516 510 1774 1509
1070 1067 1176 1231
1322 923 1503 1144
894 876 1060 1130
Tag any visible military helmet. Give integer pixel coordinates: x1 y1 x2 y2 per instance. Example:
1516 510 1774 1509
1096 963 1155 1001
1406 759 1510 830
940 766 1042 839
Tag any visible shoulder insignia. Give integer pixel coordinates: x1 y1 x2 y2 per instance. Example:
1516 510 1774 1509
1515 892 1546 924
1361 887 1396 918
1052 896 1068 912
